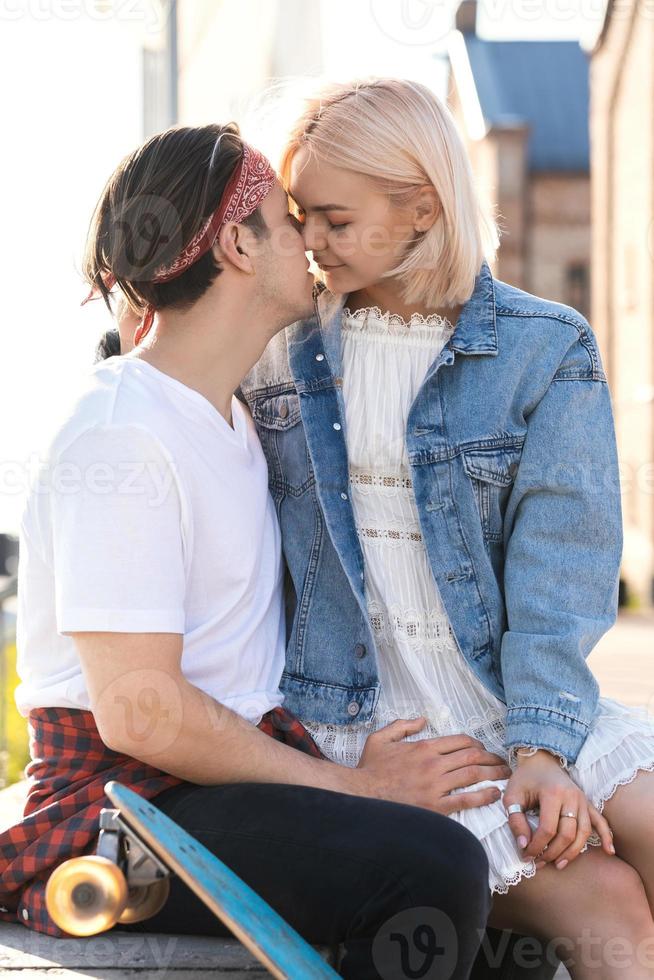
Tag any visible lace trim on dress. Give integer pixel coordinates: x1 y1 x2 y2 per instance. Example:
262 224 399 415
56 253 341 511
358 522 423 547
342 305 456 336
368 600 457 647
350 470 413 493
592 759 654 813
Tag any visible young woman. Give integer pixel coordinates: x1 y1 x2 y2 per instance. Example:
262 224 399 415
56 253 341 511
237 77 654 977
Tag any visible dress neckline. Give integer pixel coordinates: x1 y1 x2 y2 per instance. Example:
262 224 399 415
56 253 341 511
342 304 455 333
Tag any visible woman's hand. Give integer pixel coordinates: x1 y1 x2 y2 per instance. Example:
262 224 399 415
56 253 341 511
502 750 615 870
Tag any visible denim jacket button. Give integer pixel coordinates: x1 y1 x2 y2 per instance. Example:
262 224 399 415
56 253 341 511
333 422 342 431
354 643 367 658
347 700 360 716
315 353 325 362
508 461 518 476
279 401 289 419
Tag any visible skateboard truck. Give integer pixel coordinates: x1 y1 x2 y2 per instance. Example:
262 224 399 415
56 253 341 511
45 807 172 936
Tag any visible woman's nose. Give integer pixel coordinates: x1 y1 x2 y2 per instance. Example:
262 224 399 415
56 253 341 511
302 217 326 253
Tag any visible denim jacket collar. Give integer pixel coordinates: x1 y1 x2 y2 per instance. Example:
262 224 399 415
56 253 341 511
309 257 499 380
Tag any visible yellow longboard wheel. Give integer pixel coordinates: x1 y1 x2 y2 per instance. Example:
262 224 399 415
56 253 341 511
118 876 170 924
45 855 128 936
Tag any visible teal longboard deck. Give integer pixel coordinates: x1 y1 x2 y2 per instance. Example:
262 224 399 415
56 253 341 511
104 781 338 979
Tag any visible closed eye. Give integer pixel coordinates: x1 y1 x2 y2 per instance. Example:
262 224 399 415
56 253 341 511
287 213 304 232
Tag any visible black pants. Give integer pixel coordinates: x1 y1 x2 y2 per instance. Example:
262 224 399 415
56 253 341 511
118 779 493 979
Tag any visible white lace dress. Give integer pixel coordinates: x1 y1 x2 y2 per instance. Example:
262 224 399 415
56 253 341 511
301 304 654 895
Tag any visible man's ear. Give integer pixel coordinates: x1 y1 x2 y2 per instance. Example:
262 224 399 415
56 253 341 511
412 187 441 233
214 222 254 274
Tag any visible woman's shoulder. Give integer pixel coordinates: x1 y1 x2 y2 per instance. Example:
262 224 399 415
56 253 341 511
493 275 589 333
492 276 605 381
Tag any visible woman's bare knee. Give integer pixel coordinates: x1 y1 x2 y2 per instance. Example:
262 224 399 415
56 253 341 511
488 847 652 941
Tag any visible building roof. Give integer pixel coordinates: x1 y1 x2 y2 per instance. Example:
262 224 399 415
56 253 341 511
462 35 590 172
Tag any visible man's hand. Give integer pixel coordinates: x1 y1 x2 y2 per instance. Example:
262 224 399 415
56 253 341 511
356 717 512 816
502 750 615 870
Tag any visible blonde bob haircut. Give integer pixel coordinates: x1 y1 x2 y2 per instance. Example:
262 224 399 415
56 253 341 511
278 77 500 309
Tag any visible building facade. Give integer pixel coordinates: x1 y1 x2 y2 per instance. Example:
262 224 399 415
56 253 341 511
590 0 654 606
447 0 591 317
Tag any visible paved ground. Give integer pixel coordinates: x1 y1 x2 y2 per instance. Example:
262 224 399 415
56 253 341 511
1 608 651 977
587 607 654 712
0 923 338 976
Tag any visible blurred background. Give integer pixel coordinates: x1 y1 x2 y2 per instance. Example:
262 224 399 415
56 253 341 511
1 0 652 789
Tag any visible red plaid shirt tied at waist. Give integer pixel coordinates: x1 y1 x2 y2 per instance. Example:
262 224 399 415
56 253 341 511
0 704 326 937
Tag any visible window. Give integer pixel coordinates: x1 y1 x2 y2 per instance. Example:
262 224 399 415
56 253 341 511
566 263 589 320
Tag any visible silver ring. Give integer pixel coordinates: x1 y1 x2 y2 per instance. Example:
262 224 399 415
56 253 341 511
505 803 523 815
560 812 577 820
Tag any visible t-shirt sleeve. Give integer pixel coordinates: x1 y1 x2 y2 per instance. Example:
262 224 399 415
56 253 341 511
49 423 187 634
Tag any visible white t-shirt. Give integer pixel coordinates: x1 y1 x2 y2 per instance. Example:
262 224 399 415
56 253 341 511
14 355 286 725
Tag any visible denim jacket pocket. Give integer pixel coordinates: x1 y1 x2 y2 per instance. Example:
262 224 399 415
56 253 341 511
462 446 521 542
251 389 315 497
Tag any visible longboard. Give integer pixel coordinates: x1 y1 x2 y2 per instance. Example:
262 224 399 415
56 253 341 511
103 781 339 978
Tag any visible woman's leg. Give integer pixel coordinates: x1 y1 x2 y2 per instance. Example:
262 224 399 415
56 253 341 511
600 769 654 912
486 844 654 978
120 780 492 980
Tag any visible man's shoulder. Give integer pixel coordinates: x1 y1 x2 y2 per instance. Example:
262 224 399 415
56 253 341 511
45 360 167 463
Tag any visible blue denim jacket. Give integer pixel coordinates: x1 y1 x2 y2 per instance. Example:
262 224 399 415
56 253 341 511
238 259 623 765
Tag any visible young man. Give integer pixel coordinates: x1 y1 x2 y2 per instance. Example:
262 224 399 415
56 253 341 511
2 123 511 979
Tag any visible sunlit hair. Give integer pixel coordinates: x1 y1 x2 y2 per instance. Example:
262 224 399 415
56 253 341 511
278 77 500 308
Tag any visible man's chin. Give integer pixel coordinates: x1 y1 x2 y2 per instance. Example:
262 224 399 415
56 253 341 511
293 295 317 323
269 304 313 337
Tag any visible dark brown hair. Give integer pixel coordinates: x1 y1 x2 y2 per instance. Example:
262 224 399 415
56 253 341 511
83 122 269 317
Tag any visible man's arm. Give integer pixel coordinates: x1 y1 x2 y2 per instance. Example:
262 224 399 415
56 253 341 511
72 629 362 795
72 629 513 814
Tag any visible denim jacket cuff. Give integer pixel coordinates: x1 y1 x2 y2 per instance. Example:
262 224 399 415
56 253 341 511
504 705 591 767
506 744 571 771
